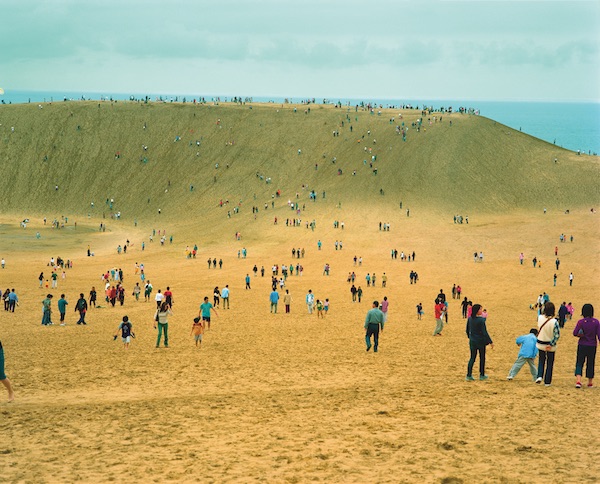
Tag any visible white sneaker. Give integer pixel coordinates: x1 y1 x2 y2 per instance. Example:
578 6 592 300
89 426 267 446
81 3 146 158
60 323 66 326
535 377 543 384
507 376 513 380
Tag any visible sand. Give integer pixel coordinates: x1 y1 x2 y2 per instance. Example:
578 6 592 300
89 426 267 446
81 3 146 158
0 208 598 483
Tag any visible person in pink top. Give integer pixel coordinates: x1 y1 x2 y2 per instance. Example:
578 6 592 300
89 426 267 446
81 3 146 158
566 302 574 320
380 296 389 323
573 304 600 389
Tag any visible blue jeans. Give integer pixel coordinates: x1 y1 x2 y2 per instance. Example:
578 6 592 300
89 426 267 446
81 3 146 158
508 356 537 380
467 341 486 377
366 323 380 352
76 311 86 324
41 310 52 325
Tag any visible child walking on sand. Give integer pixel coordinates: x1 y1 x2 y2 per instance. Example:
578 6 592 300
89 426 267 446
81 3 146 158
507 328 538 380
114 315 134 349
191 317 205 348
316 299 324 318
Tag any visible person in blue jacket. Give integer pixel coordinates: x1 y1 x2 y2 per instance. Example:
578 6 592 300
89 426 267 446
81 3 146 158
507 328 538 380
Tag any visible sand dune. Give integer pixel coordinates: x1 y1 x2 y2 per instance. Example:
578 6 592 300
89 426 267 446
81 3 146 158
1 207 598 482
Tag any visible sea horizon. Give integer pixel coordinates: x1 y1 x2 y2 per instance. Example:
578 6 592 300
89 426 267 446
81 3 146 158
1 90 598 155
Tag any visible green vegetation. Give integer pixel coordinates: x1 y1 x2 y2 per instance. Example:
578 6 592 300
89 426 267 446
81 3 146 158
0 101 597 225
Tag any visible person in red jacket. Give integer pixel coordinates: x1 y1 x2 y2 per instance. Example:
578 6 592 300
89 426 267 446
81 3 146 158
433 298 446 336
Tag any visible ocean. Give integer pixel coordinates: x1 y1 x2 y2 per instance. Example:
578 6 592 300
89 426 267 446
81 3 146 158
1 90 598 155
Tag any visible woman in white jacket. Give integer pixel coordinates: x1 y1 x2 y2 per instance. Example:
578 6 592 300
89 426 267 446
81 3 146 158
536 302 560 386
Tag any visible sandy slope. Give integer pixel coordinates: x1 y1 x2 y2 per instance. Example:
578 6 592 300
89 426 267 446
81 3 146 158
0 208 598 483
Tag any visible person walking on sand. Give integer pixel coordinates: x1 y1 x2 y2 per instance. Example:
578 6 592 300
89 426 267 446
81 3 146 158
461 297 469 319
433 298 445 336
316 299 324 318
535 302 560 386
154 302 173 348
7 289 18 313
114 315 134 349
381 296 389 324
75 293 88 325
213 286 221 308
144 281 153 301
270 289 279 313
0 340 15 402
89 287 97 308
155 289 164 309
199 296 218 330
58 294 68 326
191 317 205 348
507 329 538 381
41 294 53 325
306 289 315 314
364 300 384 352
465 304 494 381
284 289 292 313
573 304 600 389
221 285 230 309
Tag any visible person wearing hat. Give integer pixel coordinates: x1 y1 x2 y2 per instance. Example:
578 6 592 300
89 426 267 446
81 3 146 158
41 294 54 326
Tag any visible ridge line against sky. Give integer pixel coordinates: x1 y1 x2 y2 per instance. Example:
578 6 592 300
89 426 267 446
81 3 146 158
1 0 599 103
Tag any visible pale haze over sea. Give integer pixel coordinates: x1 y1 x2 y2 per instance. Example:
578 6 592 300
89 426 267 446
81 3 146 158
1 90 598 156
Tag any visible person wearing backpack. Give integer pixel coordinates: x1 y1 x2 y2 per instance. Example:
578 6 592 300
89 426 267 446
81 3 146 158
75 293 88 325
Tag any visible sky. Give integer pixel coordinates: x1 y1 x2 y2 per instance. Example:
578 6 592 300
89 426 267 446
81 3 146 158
2 0 599 102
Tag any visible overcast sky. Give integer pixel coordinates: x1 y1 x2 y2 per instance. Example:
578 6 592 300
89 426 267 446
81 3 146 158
2 0 599 102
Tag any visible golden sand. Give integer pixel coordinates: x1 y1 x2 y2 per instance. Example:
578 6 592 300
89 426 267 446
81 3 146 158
0 208 598 483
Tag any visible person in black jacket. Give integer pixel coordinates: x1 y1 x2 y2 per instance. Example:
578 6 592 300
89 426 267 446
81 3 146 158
466 304 494 381
75 293 88 325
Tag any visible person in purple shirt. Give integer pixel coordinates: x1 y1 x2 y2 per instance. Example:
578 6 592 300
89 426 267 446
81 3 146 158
573 304 600 389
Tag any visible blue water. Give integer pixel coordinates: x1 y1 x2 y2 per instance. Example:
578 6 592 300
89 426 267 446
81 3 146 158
1 90 598 155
